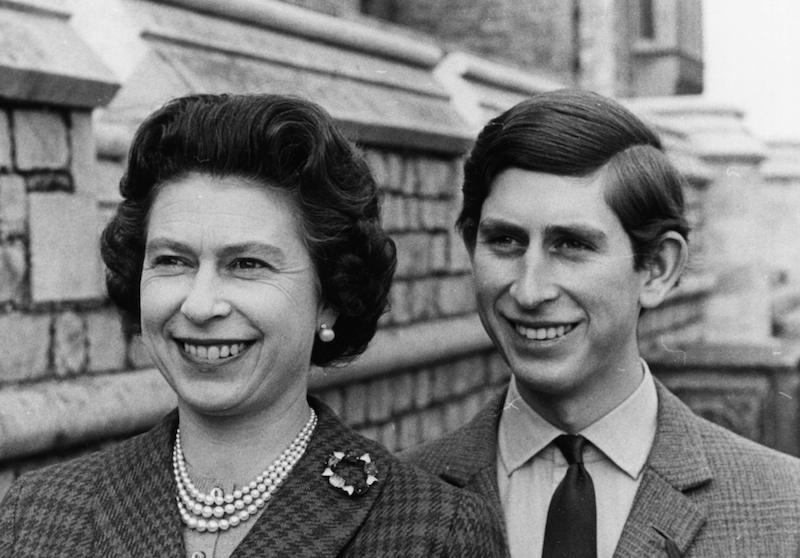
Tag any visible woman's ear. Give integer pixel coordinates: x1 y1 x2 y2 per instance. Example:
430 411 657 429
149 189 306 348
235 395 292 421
318 303 340 331
639 232 689 309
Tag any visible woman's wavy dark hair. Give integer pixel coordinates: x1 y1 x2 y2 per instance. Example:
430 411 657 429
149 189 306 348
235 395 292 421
458 89 690 270
101 93 397 366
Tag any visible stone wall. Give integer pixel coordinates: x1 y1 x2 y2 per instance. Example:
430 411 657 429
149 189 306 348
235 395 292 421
0 0 797 504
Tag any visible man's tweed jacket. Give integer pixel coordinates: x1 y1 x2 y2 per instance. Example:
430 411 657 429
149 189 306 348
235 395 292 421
404 380 800 557
0 398 505 558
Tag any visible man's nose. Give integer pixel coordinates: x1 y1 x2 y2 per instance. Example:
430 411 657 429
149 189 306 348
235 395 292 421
180 265 232 324
508 250 559 308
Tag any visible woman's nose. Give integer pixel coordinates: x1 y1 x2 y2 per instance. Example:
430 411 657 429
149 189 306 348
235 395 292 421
180 266 232 324
508 251 559 308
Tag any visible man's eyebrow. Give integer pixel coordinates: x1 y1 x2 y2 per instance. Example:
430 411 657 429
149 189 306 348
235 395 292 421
144 237 187 253
477 218 526 236
544 224 608 246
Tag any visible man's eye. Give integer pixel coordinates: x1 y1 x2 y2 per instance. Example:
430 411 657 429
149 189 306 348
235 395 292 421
554 238 592 252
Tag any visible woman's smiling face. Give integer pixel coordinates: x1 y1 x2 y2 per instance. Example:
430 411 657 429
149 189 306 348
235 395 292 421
140 173 337 419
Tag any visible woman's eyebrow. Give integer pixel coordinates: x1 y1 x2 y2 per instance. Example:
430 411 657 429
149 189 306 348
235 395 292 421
218 242 287 263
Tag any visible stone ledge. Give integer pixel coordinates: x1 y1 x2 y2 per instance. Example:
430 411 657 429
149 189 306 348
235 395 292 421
0 314 493 461
162 0 442 67
0 1 119 108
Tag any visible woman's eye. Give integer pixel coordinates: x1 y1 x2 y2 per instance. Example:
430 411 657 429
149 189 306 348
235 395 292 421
486 234 521 247
230 258 268 271
153 255 187 267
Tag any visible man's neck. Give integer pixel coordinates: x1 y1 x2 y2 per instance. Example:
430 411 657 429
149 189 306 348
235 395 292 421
515 359 645 433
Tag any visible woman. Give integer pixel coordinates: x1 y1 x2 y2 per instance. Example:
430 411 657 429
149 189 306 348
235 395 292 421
0 94 505 557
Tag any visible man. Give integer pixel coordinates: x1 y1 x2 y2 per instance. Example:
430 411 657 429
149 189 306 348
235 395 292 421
405 89 800 557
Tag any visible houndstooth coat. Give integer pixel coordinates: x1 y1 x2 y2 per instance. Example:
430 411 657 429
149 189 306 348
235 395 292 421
0 398 505 558
404 379 800 558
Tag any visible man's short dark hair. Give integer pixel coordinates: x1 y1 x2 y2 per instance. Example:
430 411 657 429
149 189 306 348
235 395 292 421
458 89 690 269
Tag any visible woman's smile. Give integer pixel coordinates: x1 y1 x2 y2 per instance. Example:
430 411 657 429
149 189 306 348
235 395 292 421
176 339 254 362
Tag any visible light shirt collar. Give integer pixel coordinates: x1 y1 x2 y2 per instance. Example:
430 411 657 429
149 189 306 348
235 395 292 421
499 360 658 480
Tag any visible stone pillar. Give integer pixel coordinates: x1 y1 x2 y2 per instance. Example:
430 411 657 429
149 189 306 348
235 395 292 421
633 98 773 343
762 142 800 338
0 0 119 384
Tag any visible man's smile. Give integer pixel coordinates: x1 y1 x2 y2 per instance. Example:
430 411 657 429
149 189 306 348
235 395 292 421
513 322 577 341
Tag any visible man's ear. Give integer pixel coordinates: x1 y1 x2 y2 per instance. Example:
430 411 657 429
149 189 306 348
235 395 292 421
638 231 688 309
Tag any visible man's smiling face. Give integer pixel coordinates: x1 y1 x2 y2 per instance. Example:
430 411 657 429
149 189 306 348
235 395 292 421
471 167 650 420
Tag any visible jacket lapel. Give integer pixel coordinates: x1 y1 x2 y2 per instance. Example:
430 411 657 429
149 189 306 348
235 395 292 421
92 410 185 557
613 381 711 558
231 398 386 558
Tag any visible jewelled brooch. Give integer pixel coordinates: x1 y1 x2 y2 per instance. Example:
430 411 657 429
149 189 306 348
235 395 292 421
322 450 379 496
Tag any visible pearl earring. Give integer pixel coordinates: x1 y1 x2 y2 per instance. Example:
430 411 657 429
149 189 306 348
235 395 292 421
318 324 335 343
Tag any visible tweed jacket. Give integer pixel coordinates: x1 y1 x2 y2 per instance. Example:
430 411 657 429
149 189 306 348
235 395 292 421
404 380 800 558
0 398 505 558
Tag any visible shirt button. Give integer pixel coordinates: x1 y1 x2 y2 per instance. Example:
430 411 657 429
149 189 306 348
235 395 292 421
191 552 206 558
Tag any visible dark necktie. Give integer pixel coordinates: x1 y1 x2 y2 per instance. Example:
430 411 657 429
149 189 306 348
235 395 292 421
542 435 597 558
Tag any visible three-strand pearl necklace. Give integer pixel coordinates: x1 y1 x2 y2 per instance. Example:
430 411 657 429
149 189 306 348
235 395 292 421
173 408 318 532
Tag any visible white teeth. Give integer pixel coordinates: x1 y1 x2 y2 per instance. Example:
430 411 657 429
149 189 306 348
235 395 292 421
181 343 246 360
516 323 575 340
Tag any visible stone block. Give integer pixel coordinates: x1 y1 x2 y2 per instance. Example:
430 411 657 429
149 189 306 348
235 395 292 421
417 157 456 197
0 312 51 382
419 198 451 230
70 111 100 196
127 335 154 369
403 197 422 230
357 425 379 444
0 174 27 239
363 149 389 188
13 109 69 171
487 352 511 385
0 241 26 303
29 192 104 302
95 159 124 204
437 274 476 316
429 233 448 272
342 381 368 426
380 192 406 232
390 373 415 414
393 232 431 278
450 357 487 395
86 308 127 373
397 413 421 451
409 277 439 321
0 468 14 502
443 400 465 433
366 377 394 422
414 368 434 409
0 111 11 170
462 391 487 423
419 406 445 443
53 311 87 377
382 152 408 193
387 280 412 325
396 154 417 195
431 362 454 402
377 420 398 452
449 238 472 273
